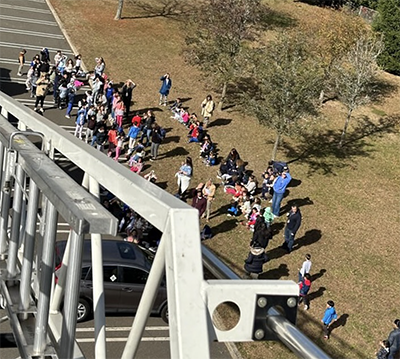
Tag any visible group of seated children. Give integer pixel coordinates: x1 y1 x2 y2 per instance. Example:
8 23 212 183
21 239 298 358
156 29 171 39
170 98 217 167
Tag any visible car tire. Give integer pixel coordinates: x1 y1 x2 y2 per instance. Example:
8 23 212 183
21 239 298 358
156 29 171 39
77 298 91 323
160 304 168 324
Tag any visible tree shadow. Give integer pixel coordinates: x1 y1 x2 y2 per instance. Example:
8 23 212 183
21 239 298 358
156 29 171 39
208 118 232 128
123 0 193 20
258 263 289 279
0 333 17 348
284 115 400 176
160 146 189 158
293 0 344 9
0 68 27 97
281 197 314 214
310 269 326 283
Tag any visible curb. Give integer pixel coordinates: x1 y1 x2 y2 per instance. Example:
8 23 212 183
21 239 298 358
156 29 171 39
44 0 88 73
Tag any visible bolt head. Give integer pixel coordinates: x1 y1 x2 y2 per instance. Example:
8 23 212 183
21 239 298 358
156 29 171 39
254 329 265 340
257 297 267 308
287 297 297 308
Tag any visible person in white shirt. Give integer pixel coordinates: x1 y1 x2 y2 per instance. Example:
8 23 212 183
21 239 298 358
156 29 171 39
298 253 312 282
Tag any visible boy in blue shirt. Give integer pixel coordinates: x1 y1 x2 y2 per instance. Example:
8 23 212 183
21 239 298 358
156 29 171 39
321 300 338 339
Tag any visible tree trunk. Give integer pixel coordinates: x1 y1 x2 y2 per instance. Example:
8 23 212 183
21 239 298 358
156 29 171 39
114 0 124 20
217 81 227 111
271 132 281 160
338 108 353 148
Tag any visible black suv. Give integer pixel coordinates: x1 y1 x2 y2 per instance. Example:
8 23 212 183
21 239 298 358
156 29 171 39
55 239 168 323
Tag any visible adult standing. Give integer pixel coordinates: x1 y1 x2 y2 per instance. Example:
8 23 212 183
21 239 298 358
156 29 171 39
244 242 269 279
175 157 193 199
191 189 207 218
271 170 292 217
200 95 215 128
202 179 216 222
17 49 26 76
94 57 105 79
321 300 338 339
387 319 400 359
141 110 156 146
121 79 136 117
150 124 163 161
159 73 172 106
282 204 302 253
34 73 50 113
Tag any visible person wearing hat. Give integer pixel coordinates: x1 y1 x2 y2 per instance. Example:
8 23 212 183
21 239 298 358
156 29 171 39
388 319 400 359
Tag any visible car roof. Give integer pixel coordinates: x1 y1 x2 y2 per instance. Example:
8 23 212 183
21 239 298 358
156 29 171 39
55 239 151 270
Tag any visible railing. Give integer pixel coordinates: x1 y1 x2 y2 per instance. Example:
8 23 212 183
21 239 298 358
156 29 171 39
0 91 330 359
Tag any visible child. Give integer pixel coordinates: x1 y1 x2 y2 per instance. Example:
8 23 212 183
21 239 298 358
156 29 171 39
376 340 390 359
298 273 311 310
114 133 125 161
205 151 216 167
263 207 274 228
298 254 312 283
321 300 338 339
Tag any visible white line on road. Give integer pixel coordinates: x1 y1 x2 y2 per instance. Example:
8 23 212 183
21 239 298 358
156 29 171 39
0 27 64 39
0 4 51 13
0 42 72 54
0 14 57 26
76 326 169 332
0 76 27 84
77 337 170 343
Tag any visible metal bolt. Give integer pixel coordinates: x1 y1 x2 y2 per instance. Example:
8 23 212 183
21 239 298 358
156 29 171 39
287 297 297 308
257 297 267 308
254 329 265 340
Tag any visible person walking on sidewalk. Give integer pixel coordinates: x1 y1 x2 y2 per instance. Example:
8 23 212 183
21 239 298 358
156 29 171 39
321 300 338 339
17 49 26 76
271 170 292 217
282 204 302 253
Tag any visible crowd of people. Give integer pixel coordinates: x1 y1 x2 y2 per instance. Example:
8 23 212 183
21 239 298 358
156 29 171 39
15 46 399 356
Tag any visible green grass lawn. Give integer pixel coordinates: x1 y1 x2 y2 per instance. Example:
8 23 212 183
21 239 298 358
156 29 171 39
50 0 400 358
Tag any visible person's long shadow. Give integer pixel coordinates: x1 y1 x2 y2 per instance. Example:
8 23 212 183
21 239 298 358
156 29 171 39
271 221 285 236
330 314 350 332
208 118 232 128
212 219 238 236
258 263 289 279
162 135 180 144
308 286 326 302
266 229 322 260
280 197 314 214
160 146 189 158
310 269 326 282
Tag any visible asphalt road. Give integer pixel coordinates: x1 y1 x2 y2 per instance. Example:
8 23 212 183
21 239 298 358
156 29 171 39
0 0 234 358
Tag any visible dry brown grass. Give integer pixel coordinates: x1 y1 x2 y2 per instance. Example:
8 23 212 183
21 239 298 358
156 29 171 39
50 0 400 358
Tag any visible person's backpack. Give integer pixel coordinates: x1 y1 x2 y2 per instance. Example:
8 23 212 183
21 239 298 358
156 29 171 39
159 127 167 140
200 225 213 240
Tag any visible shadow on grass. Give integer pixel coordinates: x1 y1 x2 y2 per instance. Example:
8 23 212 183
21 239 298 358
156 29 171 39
160 146 189 158
259 8 298 29
267 229 322 260
212 218 238 236
259 263 289 279
162 135 180 144
285 115 400 176
297 311 365 359
123 0 192 20
310 269 327 283
281 197 314 214
134 106 164 114
208 118 232 128
308 286 326 302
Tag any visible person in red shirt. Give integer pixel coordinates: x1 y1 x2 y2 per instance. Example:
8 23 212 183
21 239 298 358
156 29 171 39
299 273 311 310
131 114 142 127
